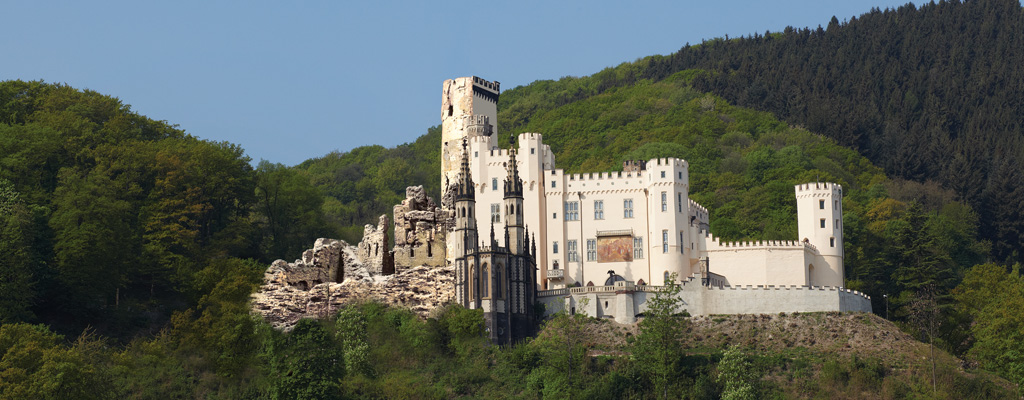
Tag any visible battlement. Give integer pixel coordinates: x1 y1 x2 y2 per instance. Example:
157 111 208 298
471 76 500 103
623 159 647 172
795 182 843 197
705 232 818 252
688 199 708 218
706 284 871 300
651 157 688 168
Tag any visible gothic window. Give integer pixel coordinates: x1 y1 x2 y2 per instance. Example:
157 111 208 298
634 237 644 259
624 199 634 218
553 241 559 254
661 192 667 212
495 264 503 298
586 239 596 261
553 260 560 270
481 263 489 298
594 200 604 220
664 271 669 283
564 201 579 221
492 178 498 191
491 204 501 223
567 240 579 262
662 230 668 253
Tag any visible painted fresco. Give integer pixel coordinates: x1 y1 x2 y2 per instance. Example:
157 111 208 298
597 235 633 262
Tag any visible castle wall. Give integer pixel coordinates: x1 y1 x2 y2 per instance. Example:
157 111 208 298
702 238 816 287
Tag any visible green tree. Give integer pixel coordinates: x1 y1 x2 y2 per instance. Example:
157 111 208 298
954 263 1024 389
631 273 688 399
254 161 330 261
0 179 36 323
718 345 756 400
267 319 344 400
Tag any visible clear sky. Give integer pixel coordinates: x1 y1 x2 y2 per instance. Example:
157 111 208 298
3 1 915 166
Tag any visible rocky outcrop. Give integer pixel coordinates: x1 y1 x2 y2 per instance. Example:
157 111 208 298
393 186 448 269
252 237 454 330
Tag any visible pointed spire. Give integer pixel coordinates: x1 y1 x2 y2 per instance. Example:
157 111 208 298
504 134 523 198
490 220 496 246
456 138 475 202
531 233 537 261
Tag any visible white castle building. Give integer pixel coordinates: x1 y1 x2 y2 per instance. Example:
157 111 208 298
441 76 870 322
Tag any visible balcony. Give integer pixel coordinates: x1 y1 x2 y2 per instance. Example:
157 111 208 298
546 269 563 280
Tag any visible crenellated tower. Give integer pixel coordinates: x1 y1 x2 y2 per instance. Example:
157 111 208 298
795 182 844 287
441 77 500 203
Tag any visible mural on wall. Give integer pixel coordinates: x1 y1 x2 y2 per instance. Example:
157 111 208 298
597 235 633 262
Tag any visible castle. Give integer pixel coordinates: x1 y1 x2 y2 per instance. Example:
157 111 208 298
442 76 871 342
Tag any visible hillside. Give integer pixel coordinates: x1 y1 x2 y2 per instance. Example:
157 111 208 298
497 0 1024 263
571 312 1017 399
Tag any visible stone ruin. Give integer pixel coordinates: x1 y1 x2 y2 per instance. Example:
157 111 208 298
393 185 448 269
356 214 394 275
251 186 453 330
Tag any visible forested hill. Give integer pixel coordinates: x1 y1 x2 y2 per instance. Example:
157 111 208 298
499 0 1024 262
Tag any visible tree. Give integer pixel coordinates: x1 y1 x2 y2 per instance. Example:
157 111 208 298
535 298 591 399
718 345 756 400
908 284 941 396
631 273 688 399
0 179 36 323
266 319 344 400
953 263 1024 389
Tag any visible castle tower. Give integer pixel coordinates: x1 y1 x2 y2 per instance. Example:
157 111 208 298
452 139 479 305
441 77 500 201
504 140 525 255
795 182 844 287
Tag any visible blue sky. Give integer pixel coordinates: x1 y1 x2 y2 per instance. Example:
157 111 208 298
3 1 915 166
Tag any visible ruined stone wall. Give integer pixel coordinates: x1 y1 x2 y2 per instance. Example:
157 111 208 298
393 186 448 269
356 214 395 275
263 238 349 290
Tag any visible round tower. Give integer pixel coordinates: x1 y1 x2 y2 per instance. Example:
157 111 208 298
441 77 500 200
795 182 844 287
645 157 690 285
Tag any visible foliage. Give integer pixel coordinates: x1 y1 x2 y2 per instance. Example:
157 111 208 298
954 263 1024 389
631 273 688 398
718 345 757 400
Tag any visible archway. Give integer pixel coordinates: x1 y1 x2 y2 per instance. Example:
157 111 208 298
808 263 816 286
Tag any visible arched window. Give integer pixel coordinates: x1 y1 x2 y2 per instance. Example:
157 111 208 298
496 263 504 298
510 204 515 216
481 263 489 298
461 207 466 218
553 260 559 270
664 271 669 283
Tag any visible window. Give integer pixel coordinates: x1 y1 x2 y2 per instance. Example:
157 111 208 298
661 192 667 212
474 151 478 158
565 201 579 221
531 148 535 154
680 231 685 254
835 219 840 229
551 180 556 188
491 204 501 223
553 241 559 254
835 200 839 210
819 200 825 209
481 264 489 298
662 230 669 253
661 171 666 178
567 240 579 262
624 199 634 218
820 219 826 228
633 237 644 259
830 237 836 247
678 171 682 180
678 192 682 212
553 212 557 219
492 178 498 191
594 200 604 220
586 239 596 261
